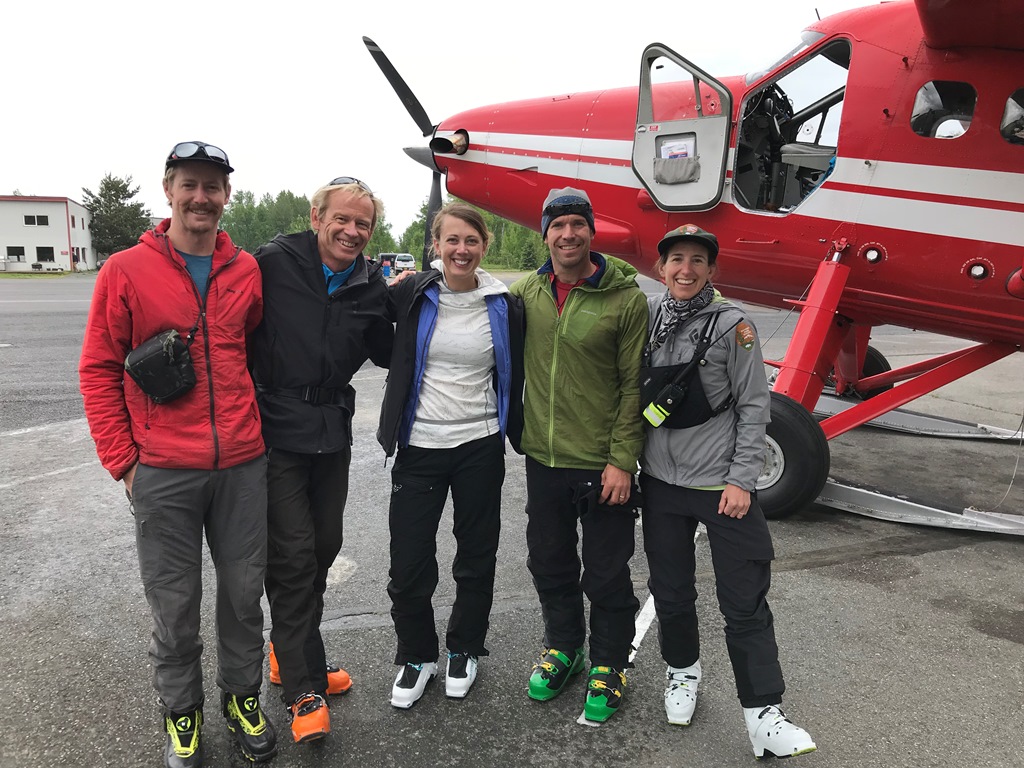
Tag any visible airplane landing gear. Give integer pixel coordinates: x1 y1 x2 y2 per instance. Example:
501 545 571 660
856 345 893 398
758 393 830 519
829 344 893 400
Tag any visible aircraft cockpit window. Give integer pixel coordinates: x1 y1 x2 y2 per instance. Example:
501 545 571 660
1001 89 1024 145
733 39 851 214
744 31 825 86
910 81 977 139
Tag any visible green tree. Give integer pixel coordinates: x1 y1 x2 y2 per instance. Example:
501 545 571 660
221 190 311 252
220 189 260 249
286 213 309 236
398 221 427 263
82 174 152 257
397 196 435 266
500 221 545 270
265 190 310 239
367 211 398 258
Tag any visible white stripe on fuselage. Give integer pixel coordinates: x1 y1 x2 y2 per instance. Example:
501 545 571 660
452 133 1024 246
460 147 638 189
796 187 1024 247
831 157 1024 206
474 132 630 161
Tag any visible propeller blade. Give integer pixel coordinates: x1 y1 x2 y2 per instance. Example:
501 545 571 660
363 36 435 137
420 172 443 269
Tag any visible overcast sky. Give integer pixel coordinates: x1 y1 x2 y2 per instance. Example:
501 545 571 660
2 0 869 235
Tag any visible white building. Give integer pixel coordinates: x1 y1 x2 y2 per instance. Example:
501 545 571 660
0 196 95 273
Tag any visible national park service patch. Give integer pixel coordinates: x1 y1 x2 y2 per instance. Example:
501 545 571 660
736 322 756 351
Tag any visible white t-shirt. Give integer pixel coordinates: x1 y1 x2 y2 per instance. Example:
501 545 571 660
408 266 508 449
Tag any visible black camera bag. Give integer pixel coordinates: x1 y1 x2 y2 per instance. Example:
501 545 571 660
124 327 197 404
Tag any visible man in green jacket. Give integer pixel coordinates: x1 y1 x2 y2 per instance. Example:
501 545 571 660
511 187 647 723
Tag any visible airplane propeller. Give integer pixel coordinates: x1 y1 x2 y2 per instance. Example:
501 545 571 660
363 36 443 269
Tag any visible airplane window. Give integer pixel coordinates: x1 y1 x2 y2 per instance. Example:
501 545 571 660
733 39 850 213
745 31 825 86
910 81 977 139
1001 89 1024 145
650 58 697 123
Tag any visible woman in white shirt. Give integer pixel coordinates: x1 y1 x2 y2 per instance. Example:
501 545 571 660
377 203 524 708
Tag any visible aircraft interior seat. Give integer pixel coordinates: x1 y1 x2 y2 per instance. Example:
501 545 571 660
779 142 837 172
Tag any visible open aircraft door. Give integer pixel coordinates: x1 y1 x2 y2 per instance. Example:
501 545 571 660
632 44 732 211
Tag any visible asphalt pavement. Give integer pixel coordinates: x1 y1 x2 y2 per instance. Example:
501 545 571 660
1 272 1022 768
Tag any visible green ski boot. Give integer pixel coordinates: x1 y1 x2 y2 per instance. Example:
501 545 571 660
528 647 585 701
584 666 626 722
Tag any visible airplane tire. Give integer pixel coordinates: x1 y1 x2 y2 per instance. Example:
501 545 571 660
859 345 893 399
758 392 830 519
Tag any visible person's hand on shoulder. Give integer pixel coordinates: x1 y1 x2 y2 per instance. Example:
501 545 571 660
390 268 416 285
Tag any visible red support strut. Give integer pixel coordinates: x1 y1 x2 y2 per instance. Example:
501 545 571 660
771 257 852 411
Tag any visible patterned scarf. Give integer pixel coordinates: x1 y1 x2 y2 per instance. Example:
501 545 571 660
649 282 716 353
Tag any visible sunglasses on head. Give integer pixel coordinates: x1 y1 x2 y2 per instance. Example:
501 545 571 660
544 202 591 219
167 141 231 167
327 176 373 194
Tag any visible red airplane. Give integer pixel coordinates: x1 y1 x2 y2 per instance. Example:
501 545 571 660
364 0 1024 530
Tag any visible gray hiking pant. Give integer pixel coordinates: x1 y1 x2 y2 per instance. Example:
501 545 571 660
132 457 268 713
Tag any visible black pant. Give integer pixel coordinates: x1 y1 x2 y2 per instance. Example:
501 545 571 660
387 434 505 665
265 447 350 703
524 457 640 669
640 473 784 708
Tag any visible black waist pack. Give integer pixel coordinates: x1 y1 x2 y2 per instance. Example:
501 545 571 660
124 328 197 404
640 362 715 429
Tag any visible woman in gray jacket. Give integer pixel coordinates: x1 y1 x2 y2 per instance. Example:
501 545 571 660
639 224 815 760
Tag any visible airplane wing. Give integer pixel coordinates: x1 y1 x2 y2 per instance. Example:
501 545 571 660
914 0 1024 51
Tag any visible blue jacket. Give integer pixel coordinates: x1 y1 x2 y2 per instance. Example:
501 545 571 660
377 268 525 457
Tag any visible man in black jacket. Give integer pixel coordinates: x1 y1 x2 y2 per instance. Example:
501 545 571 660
249 178 393 744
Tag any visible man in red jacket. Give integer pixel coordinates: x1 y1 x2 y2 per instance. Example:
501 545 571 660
79 142 277 768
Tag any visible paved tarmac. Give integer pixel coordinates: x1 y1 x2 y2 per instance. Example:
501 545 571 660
1 272 1022 768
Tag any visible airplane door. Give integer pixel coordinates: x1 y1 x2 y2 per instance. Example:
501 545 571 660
633 44 732 211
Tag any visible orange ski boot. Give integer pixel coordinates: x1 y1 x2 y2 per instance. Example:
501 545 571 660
268 643 281 686
270 642 353 694
326 664 353 695
289 693 330 744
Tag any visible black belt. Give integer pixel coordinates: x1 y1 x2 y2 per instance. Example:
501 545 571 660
258 385 346 406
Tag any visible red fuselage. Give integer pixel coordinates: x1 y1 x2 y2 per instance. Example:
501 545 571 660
431 1 1024 346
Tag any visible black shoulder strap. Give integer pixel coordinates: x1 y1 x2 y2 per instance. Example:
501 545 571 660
664 309 741 389
645 304 663 348
694 310 722 353
696 309 743 415
693 309 738 359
